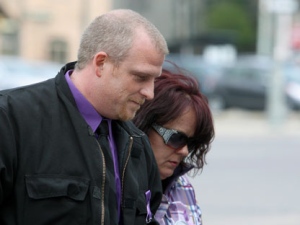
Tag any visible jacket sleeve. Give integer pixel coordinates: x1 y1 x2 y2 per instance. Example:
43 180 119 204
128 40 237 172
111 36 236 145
142 137 162 224
0 106 17 206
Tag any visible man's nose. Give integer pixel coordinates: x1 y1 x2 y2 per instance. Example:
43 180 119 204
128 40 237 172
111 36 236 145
141 82 154 100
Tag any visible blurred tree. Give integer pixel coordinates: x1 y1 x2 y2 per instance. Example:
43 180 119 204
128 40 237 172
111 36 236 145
205 0 257 53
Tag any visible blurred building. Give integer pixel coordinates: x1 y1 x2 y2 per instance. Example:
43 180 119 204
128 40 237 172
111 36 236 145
113 0 207 54
0 0 211 63
0 0 112 63
3 0 299 64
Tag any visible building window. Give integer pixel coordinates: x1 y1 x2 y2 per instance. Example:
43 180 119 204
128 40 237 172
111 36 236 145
49 39 67 63
0 19 19 55
1 32 18 55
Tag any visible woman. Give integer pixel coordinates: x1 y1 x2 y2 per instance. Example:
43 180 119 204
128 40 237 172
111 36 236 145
133 68 215 225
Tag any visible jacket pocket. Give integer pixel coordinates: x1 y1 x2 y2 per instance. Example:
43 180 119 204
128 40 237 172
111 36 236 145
24 174 90 225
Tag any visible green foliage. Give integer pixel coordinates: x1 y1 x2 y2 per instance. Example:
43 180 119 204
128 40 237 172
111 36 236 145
206 1 256 52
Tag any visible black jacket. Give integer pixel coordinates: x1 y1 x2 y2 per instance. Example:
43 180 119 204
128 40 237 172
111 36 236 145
0 62 162 225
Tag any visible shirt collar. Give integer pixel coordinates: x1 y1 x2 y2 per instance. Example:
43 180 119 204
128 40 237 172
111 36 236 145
65 69 103 132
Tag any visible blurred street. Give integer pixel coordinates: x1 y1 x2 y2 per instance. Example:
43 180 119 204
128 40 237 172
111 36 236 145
190 109 300 225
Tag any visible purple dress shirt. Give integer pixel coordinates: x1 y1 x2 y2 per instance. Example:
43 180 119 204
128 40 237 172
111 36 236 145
65 70 121 220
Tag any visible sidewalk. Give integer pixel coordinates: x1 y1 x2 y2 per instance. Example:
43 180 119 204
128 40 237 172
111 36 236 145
213 109 300 137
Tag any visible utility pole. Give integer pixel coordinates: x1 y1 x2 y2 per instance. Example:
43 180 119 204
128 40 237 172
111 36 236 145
258 0 298 129
257 0 274 56
268 13 291 127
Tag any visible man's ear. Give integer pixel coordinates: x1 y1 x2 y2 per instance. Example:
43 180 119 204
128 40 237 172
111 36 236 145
93 52 108 77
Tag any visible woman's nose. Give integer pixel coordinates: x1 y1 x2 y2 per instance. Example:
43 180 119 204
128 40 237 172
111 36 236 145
176 145 189 157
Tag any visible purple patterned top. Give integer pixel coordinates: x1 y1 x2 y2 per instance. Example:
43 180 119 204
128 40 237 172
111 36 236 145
155 175 202 225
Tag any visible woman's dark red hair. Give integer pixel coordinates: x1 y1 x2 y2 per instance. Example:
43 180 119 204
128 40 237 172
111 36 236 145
133 67 215 174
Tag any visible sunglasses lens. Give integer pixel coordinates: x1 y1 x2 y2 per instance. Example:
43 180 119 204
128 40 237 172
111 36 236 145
167 132 188 149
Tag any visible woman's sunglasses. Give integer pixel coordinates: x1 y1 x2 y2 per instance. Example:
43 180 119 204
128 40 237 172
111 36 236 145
151 123 195 152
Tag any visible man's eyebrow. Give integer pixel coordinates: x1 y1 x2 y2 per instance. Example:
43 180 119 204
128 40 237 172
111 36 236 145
132 71 155 77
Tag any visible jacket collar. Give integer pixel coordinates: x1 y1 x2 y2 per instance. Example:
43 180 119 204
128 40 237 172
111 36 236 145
162 163 194 192
55 62 77 108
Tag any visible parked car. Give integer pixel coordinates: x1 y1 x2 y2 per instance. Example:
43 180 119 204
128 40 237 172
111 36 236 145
163 54 224 100
0 55 61 90
283 62 300 109
211 55 300 111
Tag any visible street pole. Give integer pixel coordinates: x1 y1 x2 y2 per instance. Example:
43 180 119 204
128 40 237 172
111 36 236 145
267 13 291 127
263 0 298 129
256 0 274 56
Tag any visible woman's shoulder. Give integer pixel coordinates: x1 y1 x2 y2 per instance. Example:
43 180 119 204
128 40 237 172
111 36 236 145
172 174 194 190
156 175 202 225
165 175 198 206
177 174 192 185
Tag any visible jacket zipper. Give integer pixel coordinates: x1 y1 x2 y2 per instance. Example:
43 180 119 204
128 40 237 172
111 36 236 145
121 136 133 204
95 139 106 225
95 134 133 224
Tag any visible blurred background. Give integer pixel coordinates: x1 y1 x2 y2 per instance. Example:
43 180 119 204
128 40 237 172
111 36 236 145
0 0 299 224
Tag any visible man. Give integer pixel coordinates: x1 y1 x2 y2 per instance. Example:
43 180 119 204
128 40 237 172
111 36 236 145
0 9 168 225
